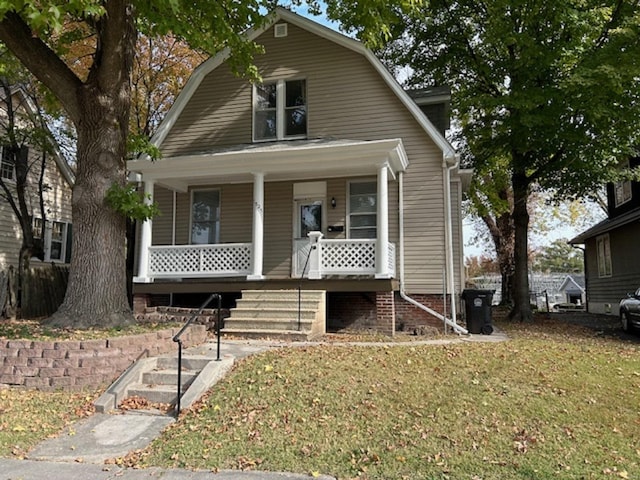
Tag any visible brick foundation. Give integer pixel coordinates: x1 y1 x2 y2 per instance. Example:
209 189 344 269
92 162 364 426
0 324 206 391
395 293 450 331
375 291 395 335
133 293 151 314
327 292 377 331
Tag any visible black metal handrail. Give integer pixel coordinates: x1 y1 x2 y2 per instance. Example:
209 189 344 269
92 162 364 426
172 293 221 418
298 244 316 331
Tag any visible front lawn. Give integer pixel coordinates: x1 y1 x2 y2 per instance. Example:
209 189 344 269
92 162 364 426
134 318 640 479
0 389 97 458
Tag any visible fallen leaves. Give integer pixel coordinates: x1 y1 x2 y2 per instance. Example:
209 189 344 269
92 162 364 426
118 396 172 413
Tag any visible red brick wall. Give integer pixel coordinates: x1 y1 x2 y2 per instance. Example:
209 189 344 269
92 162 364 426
0 325 206 391
327 292 377 331
375 291 395 335
395 293 449 331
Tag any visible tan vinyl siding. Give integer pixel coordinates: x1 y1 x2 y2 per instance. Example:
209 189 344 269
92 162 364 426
220 184 252 243
159 22 455 293
0 147 72 269
264 181 292 277
175 192 190 245
152 186 174 245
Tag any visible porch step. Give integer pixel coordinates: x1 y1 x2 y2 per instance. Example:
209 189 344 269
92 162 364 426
127 383 179 405
95 354 235 415
224 290 326 340
222 328 314 342
224 318 315 331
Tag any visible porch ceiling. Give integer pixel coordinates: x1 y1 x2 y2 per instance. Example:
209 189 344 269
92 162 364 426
127 138 409 192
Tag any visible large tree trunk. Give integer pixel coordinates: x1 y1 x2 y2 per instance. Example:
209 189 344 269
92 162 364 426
46 2 136 328
509 170 533 322
48 85 133 328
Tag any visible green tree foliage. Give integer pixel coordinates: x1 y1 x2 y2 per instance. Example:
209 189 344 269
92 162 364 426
380 0 640 321
532 239 583 274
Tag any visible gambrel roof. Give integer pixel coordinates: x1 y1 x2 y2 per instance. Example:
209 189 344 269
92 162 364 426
148 7 456 163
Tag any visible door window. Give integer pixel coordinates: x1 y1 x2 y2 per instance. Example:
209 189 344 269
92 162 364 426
298 201 322 238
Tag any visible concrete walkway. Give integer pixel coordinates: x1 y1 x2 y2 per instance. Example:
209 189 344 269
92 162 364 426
7 331 508 479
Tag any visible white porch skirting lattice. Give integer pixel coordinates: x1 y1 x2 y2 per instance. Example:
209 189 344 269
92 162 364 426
148 243 252 278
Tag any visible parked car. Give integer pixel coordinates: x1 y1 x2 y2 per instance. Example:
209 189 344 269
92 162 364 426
619 288 640 332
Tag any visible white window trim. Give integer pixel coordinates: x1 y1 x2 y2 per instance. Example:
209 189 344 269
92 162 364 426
33 218 70 263
347 178 377 239
252 78 307 142
0 145 15 182
189 188 221 245
614 179 632 207
596 234 612 278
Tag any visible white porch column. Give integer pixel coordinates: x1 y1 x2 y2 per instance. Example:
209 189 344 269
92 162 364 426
248 172 265 280
307 231 323 280
376 163 391 279
134 179 154 283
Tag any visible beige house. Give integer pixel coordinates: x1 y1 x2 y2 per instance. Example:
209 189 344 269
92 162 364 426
0 88 74 270
128 8 469 336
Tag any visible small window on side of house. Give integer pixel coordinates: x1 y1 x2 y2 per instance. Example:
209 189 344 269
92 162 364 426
32 217 71 263
348 180 377 239
596 234 612 278
614 179 632 207
0 146 15 181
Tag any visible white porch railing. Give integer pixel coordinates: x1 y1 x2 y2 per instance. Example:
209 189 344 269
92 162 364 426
148 243 252 278
145 239 395 280
296 236 396 278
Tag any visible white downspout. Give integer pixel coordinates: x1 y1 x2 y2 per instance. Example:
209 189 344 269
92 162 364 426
398 170 468 335
444 155 459 328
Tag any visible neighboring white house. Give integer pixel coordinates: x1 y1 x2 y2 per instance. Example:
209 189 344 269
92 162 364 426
0 87 74 270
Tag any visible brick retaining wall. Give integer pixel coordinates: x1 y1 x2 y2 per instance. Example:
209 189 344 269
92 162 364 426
0 325 207 391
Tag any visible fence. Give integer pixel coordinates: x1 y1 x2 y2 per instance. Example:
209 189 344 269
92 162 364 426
1 264 69 318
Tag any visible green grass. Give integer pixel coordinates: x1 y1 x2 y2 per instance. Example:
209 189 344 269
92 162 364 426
0 389 98 458
133 318 640 479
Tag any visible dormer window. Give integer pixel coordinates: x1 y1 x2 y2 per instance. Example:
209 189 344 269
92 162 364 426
253 79 306 141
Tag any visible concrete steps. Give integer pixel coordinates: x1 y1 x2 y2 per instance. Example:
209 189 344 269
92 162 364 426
95 354 234 415
223 290 326 340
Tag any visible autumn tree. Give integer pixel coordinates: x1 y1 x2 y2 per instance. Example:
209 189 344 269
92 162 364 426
382 0 640 321
0 1 271 327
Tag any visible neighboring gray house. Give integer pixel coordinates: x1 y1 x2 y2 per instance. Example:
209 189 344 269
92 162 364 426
570 156 640 316
127 8 470 336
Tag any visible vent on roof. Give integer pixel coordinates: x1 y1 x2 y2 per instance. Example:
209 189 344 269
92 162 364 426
274 23 288 38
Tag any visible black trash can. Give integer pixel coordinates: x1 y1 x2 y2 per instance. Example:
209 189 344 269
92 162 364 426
461 289 494 335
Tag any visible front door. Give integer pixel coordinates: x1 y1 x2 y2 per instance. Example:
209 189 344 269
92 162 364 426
293 199 324 277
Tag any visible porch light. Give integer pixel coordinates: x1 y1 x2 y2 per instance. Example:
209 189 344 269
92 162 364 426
331 197 336 208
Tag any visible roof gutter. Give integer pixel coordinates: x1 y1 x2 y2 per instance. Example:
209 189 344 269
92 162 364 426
398 168 468 335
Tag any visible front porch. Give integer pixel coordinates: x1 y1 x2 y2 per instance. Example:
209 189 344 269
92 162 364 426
145 236 396 281
129 138 408 284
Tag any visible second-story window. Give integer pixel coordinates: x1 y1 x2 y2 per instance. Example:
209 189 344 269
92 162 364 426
253 79 306 141
614 179 632 207
0 146 15 181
